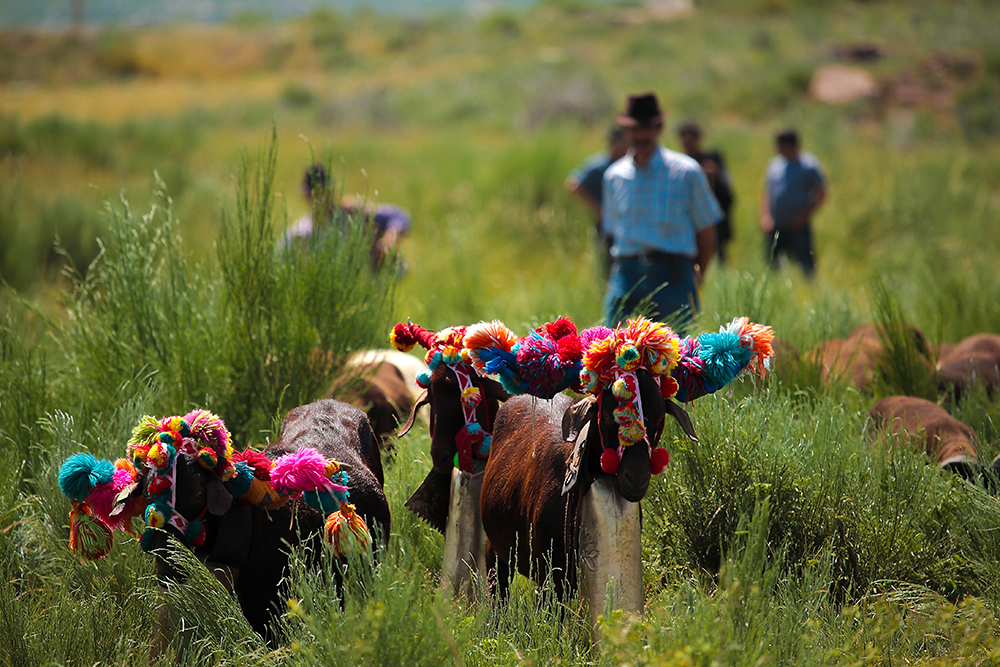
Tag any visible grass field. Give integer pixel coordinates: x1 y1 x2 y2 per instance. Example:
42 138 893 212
4 0 1000 664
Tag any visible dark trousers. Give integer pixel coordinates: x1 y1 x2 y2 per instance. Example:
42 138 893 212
766 226 815 278
602 252 698 334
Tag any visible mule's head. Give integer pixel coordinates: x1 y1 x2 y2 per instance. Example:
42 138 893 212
392 321 510 532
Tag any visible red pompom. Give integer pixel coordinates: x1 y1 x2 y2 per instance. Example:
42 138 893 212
232 447 273 481
600 448 620 474
556 335 583 360
650 447 670 475
545 317 577 340
660 375 680 399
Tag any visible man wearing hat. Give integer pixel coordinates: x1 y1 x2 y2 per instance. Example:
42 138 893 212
601 92 721 332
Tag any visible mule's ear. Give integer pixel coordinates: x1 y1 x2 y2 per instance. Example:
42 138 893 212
665 400 699 442
481 377 511 403
562 396 597 442
397 389 429 437
207 476 233 516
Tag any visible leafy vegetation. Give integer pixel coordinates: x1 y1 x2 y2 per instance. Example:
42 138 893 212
2 0 1000 664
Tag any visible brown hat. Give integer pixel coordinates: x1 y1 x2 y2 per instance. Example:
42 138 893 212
616 92 666 128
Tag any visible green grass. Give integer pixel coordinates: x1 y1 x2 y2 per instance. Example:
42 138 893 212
4 0 1000 664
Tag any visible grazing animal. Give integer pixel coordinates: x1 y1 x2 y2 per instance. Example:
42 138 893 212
328 350 428 450
936 334 1000 399
57 401 389 647
473 316 774 608
868 395 980 480
808 322 930 391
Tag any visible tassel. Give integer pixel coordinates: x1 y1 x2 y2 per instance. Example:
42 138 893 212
68 501 114 561
325 502 372 558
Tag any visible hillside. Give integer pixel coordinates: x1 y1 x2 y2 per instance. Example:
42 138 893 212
3 3 1000 663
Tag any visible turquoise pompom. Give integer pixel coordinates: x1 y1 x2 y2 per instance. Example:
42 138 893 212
140 528 157 553
223 461 254 498
416 370 431 388
59 453 115 502
477 435 492 458
303 490 340 514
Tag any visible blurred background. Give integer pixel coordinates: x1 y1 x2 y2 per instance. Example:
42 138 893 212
2 0 998 334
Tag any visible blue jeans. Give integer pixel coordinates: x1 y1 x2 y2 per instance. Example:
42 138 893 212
602 254 698 334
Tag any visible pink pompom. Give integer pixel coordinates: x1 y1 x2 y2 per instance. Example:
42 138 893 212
86 468 136 529
650 447 670 475
271 449 331 494
600 448 620 475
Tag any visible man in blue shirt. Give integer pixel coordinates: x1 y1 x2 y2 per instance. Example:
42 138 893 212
759 129 827 278
601 92 721 332
566 126 629 275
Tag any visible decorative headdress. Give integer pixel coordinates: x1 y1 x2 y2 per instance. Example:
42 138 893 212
579 318 682 475
58 410 370 561
579 316 775 475
672 317 775 403
463 317 585 399
391 321 491 472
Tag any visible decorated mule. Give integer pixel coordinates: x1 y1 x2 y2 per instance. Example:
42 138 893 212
57 401 386 649
389 321 509 597
466 316 774 638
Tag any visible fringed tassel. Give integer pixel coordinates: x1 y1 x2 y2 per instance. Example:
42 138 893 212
325 502 372 558
68 501 114 561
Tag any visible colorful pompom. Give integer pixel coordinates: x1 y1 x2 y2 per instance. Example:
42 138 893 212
461 386 482 408
223 461 255 499
478 435 492 458
600 448 620 474
186 519 206 547
416 370 431 388
612 375 638 401
147 475 171 498
616 343 642 371
139 529 157 553
272 449 336 495
146 442 174 470
197 447 218 470
618 420 645 447
325 503 372 558
145 503 170 528
58 453 116 503
391 321 437 353
232 447 272 481
650 447 670 475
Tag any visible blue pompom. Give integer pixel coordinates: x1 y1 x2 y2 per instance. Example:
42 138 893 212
58 453 115 502
696 332 752 392
477 435 492 458
467 422 482 436
303 490 340 514
223 461 254 498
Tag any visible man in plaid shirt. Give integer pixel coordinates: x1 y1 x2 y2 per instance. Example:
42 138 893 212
601 92 721 332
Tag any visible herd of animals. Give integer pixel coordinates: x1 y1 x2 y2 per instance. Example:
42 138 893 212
54 316 1000 653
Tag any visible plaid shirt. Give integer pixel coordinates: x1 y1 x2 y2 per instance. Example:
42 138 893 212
602 145 722 259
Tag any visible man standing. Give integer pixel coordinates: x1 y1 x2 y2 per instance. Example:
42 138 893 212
566 126 629 275
677 121 735 264
759 129 827 278
601 92 721 332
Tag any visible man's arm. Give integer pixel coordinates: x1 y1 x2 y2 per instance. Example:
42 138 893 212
695 225 717 287
566 177 602 221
